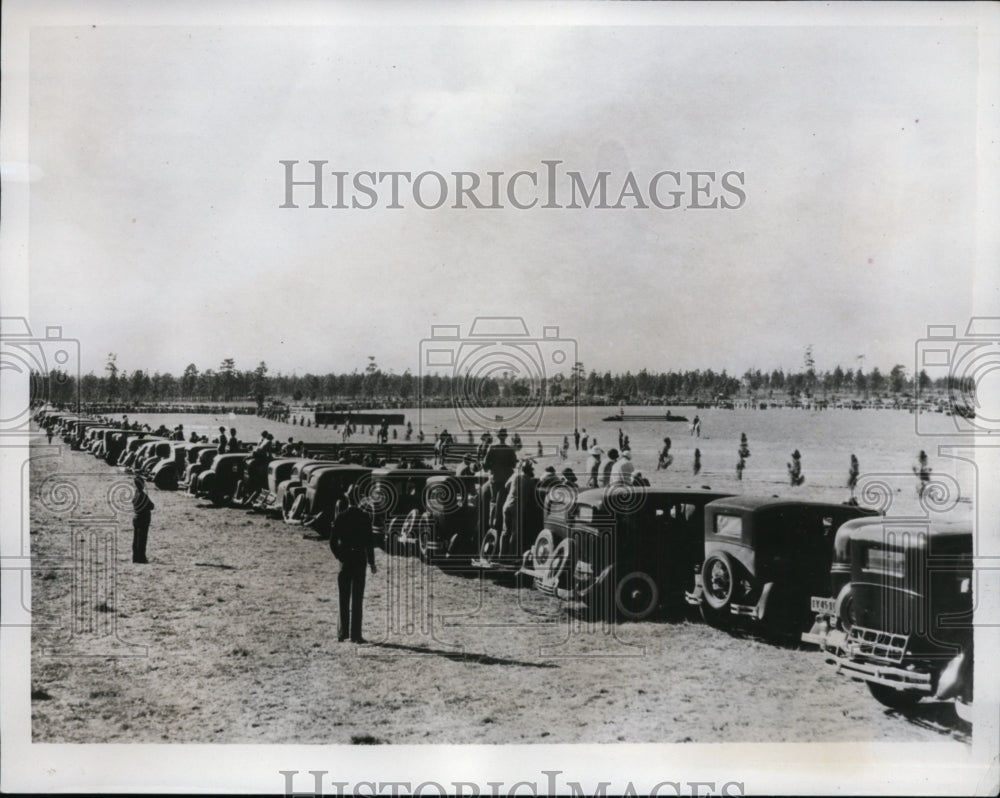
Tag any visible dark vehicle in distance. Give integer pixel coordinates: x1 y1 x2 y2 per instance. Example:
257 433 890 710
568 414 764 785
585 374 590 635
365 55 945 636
182 447 218 492
117 434 162 468
149 442 191 490
516 481 594 585
194 452 251 505
418 473 489 564
248 457 305 514
812 520 973 719
556 487 735 620
279 461 340 522
685 497 878 637
288 464 372 522
367 466 453 553
801 515 891 648
272 459 328 517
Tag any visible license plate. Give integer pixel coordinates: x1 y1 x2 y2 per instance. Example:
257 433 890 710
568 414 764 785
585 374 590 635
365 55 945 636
811 596 836 614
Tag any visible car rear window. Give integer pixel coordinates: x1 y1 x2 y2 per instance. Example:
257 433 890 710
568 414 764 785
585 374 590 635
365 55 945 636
714 513 743 539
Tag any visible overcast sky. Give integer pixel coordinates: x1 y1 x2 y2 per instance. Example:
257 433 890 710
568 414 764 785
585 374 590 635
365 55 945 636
27 19 981 379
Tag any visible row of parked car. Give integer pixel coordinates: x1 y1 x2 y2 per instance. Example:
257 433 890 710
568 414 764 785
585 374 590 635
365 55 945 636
43 411 973 723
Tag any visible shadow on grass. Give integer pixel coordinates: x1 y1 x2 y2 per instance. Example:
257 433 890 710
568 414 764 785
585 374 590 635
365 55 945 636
888 701 971 743
371 641 558 669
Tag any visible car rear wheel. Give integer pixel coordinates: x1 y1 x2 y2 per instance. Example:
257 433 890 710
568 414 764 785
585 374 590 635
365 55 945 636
479 529 500 563
385 517 404 555
835 583 856 632
153 466 177 491
531 530 556 572
867 682 922 710
545 537 576 591
701 553 736 612
615 571 660 621
417 512 436 563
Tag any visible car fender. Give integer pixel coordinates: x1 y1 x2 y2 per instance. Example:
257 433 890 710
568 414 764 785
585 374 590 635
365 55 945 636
752 581 775 620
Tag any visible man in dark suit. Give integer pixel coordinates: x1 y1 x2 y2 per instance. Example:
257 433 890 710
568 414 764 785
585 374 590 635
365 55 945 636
483 428 517 532
329 487 377 643
131 476 155 563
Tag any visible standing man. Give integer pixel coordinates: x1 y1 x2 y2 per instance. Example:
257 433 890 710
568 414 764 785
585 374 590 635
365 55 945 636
217 426 229 454
600 448 619 486
912 450 931 498
610 450 634 485
483 428 517 531
131 476 154 564
586 446 603 488
573 428 580 451
329 488 377 643
787 449 805 486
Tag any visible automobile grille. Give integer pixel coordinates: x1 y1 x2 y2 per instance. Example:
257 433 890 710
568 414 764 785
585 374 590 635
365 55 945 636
846 625 908 664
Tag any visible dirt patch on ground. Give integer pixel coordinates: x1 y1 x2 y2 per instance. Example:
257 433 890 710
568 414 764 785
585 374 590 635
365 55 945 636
29 443 970 744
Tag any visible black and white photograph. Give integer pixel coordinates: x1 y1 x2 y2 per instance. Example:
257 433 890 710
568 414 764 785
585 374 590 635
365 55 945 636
2 1 998 794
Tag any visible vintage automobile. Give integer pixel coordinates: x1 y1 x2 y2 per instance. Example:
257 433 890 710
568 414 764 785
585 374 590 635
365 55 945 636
125 436 166 474
132 439 167 474
367 466 454 553
800 515 891 647
285 463 373 523
277 460 338 520
101 430 131 465
116 434 157 468
410 473 489 564
82 426 114 455
174 443 216 483
685 497 878 637
807 519 973 718
541 487 736 620
136 440 176 477
182 446 219 492
66 420 104 449
193 452 252 505
228 450 273 508
246 457 305 513
514 480 592 582
147 442 190 491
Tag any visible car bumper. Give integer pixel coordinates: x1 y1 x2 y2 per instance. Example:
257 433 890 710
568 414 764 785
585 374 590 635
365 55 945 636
825 653 933 693
801 622 848 650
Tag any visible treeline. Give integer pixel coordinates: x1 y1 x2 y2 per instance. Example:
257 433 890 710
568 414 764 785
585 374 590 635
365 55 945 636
33 356 971 407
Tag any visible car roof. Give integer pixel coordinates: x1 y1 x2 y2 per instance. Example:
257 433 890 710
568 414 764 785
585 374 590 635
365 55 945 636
846 518 972 546
575 486 735 506
373 467 451 477
269 457 306 467
705 495 865 513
